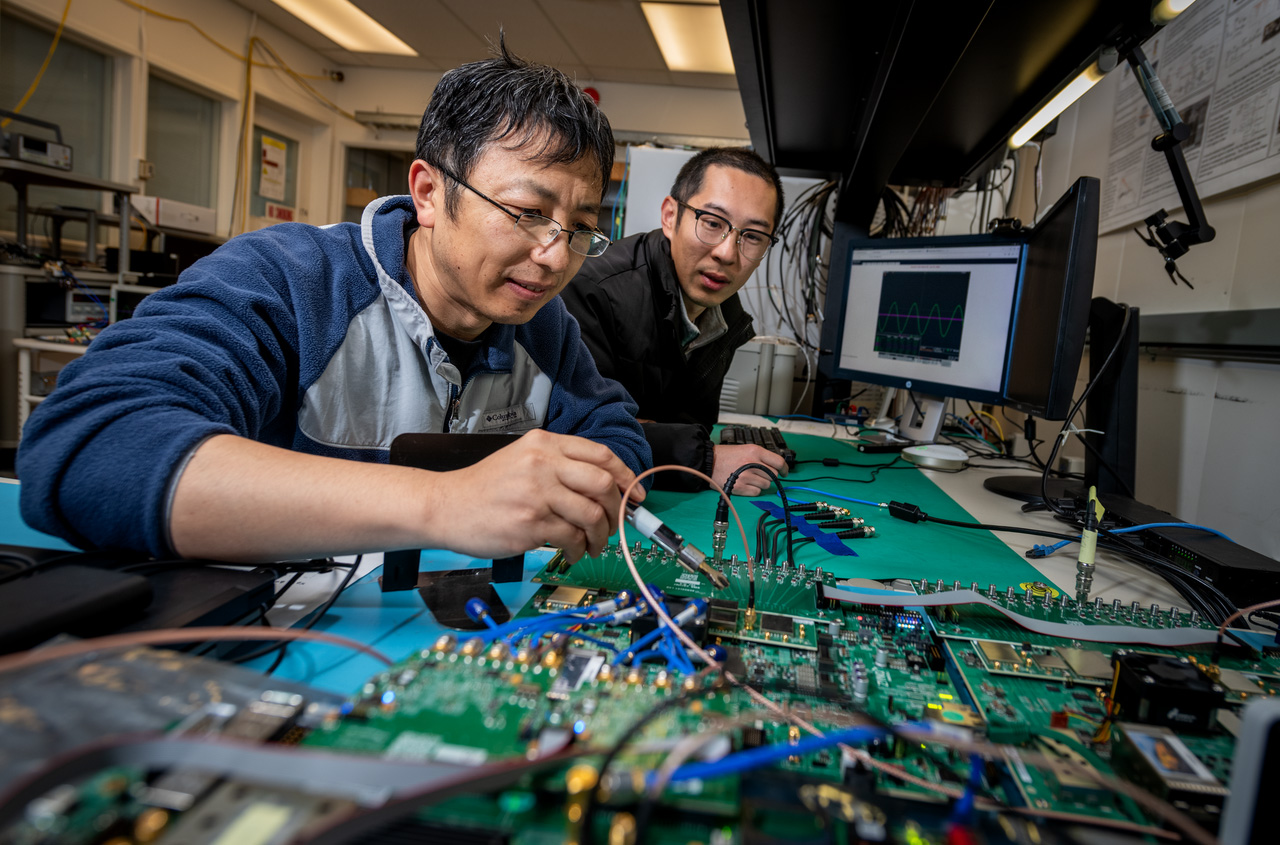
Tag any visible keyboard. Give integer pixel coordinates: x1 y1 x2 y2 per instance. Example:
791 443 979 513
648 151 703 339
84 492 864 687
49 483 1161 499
718 425 797 469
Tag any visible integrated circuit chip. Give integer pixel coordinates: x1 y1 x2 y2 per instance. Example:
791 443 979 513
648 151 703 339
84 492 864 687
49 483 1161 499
708 598 739 628
1059 647 1114 680
1031 652 1070 672
545 586 589 610
977 641 1020 664
761 613 793 634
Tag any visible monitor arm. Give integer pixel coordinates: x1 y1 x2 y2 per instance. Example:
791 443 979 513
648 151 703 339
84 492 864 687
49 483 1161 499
1122 44 1215 288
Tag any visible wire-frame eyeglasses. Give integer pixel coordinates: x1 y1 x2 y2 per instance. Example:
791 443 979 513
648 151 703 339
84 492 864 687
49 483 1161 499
435 163 611 258
676 200 777 261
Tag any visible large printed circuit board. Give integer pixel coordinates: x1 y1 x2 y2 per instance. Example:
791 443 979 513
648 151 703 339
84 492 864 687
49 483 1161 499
4 541 1276 844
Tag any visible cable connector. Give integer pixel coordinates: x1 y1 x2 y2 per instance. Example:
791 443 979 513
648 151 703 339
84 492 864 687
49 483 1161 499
1075 486 1103 603
837 526 875 539
888 501 925 523
626 501 708 577
1027 545 1050 559
711 519 727 565
817 519 862 530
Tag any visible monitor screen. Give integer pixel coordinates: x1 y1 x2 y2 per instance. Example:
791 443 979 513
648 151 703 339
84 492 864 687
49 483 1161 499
822 235 1025 405
1002 176 1100 420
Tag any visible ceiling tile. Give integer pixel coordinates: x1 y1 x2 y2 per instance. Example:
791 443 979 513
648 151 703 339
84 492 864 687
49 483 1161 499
441 0 582 67
352 0 489 61
230 0 738 88
538 0 668 71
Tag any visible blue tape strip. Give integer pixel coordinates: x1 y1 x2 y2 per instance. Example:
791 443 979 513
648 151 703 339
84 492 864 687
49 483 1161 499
751 501 858 557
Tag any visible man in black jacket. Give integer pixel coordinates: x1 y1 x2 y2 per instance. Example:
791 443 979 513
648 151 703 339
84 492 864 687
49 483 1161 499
561 147 789 494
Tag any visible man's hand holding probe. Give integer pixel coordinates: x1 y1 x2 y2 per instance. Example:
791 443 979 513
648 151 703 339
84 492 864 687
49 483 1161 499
169 430 641 564
432 429 643 564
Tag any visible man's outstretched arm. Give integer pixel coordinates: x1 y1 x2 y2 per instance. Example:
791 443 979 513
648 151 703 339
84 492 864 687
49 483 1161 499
170 430 643 564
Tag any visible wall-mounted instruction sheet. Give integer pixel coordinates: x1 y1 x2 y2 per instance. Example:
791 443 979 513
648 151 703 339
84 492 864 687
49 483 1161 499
259 135 288 203
1101 0 1280 233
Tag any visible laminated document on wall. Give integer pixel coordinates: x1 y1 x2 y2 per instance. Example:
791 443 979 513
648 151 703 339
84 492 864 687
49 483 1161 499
1100 0 1280 232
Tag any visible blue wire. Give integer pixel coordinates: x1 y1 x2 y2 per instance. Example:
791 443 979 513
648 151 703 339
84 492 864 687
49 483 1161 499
652 725 889 786
615 627 664 665
946 413 986 441
658 629 695 674
781 486 881 508
1033 521 1235 557
564 633 619 654
492 609 598 644
950 754 984 825
63 268 110 326
774 414 831 423
628 648 665 667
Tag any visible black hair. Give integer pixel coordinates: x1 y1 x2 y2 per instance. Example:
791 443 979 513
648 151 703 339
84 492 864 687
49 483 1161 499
670 147 785 231
416 35 614 217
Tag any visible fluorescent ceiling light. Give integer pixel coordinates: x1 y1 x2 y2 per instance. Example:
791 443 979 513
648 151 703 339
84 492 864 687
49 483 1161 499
269 0 417 56
641 2 735 74
1009 61 1105 149
1153 0 1198 25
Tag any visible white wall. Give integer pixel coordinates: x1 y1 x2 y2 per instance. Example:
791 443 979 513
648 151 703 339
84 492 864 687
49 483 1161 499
5 0 750 233
1028 67 1280 560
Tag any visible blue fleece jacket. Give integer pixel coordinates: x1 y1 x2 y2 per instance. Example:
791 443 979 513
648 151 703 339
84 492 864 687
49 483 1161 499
16 196 651 556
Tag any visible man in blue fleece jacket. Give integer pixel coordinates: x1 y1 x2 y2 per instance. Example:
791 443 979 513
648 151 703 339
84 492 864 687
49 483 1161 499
17 43 651 565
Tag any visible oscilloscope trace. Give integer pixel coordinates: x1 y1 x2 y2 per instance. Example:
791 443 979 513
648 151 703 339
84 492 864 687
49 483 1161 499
874 271 969 363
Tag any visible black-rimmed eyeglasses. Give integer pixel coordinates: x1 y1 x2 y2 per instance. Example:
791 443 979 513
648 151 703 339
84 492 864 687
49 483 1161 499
676 200 777 262
435 164 611 258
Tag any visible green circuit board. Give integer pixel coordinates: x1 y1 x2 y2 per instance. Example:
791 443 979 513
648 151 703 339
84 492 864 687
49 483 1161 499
4 543 1273 845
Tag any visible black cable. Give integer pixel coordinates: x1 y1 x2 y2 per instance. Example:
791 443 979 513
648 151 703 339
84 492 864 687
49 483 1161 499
0 550 95 586
1072 431 1139 499
1041 307 1134 518
753 512 775 564
918 513 1082 544
905 389 926 426
0 551 38 573
580 682 706 845
1096 529 1239 625
233 556 363 670
721 462 792 573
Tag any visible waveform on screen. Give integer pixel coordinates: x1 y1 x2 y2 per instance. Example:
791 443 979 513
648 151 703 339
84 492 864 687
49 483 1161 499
873 271 969 362
876 302 965 336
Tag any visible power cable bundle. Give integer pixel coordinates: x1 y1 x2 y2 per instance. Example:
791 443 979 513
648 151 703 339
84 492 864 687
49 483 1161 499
759 180 838 412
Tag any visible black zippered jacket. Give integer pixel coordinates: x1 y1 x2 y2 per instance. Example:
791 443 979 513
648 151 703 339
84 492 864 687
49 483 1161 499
561 229 755 491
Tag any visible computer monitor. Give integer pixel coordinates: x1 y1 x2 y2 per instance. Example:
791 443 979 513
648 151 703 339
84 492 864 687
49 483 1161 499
819 176 1101 446
819 233 1025 440
1002 176 1100 421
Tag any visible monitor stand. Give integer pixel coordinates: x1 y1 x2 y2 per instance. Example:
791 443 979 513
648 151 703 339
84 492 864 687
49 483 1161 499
984 298 1138 510
897 390 946 443
983 475 1084 506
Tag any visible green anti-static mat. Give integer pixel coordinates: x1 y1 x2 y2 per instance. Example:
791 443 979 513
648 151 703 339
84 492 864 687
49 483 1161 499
623 431 1046 588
